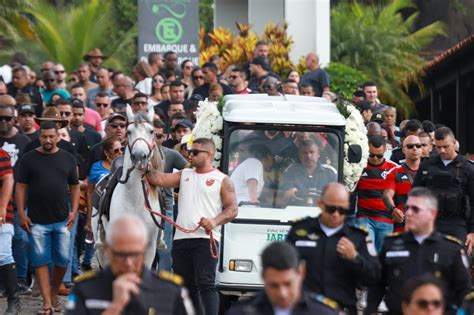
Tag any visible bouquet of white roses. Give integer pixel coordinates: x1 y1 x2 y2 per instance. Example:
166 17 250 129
189 99 223 168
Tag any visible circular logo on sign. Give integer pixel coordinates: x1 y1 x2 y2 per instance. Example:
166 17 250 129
156 17 183 44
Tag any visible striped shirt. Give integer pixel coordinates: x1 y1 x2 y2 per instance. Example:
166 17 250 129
0 148 14 224
356 159 398 223
386 164 417 232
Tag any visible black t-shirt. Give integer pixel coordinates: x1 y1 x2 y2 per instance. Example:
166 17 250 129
22 130 39 141
0 133 31 169
155 99 194 122
192 82 234 99
17 149 79 224
86 142 103 176
162 138 178 149
7 83 43 116
82 126 102 150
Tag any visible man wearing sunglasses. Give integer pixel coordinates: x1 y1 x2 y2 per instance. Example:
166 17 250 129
355 135 398 253
413 127 474 255
366 187 471 315
383 135 422 234
146 137 238 315
287 182 380 315
40 70 70 105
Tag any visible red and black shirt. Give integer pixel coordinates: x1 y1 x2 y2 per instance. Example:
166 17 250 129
356 159 398 223
0 148 14 224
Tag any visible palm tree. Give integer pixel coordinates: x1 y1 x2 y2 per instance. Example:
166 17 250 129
331 0 446 117
0 0 33 41
12 0 136 72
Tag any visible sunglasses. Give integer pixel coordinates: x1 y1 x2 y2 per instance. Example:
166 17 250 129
45 79 56 82
40 68 51 72
189 149 208 156
414 299 443 310
321 201 349 215
96 103 109 108
153 79 164 83
369 153 384 159
60 111 72 117
193 76 204 80
109 123 127 128
156 133 164 139
404 204 425 213
0 116 14 122
110 248 144 261
263 84 274 90
229 75 239 80
111 147 124 154
55 71 65 74
405 143 422 149
133 101 147 106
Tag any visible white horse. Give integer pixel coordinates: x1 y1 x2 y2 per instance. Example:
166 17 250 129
94 106 163 267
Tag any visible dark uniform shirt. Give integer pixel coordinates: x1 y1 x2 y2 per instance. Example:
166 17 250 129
66 267 192 315
286 217 380 310
413 154 474 240
367 232 471 314
226 290 339 315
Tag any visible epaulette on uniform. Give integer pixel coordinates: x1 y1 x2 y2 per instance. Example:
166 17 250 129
292 216 313 224
464 291 474 301
159 270 184 286
73 270 97 283
310 293 339 310
349 225 369 234
442 234 463 246
384 232 401 238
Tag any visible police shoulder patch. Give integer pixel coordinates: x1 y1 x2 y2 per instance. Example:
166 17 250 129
295 229 308 237
73 270 97 283
159 270 183 286
443 234 463 246
464 291 474 301
311 293 339 310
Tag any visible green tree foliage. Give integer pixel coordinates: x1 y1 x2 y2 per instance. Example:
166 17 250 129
3 0 136 72
331 0 446 117
325 63 368 101
199 0 214 34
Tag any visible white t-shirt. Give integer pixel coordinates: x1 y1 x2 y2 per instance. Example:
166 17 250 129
135 78 153 95
175 168 227 240
230 158 264 203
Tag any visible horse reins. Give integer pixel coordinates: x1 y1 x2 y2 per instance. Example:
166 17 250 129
140 174 219 259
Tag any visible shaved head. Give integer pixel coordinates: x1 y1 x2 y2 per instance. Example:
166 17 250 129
0 95 16 107
106 214 148 247
321 182 349 204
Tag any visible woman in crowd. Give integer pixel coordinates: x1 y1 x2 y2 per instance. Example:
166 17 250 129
181 59 194 87
149 73 166 107
132 61 153 95
401 275 445 315
191 67 205 94
209 83 223 102
287 69 300 84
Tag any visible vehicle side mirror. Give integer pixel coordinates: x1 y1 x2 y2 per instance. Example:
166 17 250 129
348 144 362 163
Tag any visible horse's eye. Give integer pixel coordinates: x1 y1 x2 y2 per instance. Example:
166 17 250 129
149 130 154 134
127 130 131 135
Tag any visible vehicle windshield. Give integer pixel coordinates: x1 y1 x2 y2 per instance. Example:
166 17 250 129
227 128 341 209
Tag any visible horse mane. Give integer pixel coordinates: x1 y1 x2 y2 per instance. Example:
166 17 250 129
133 111 151 125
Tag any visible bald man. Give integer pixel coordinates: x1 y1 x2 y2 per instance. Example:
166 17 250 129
383 135 422 233
300 52 331 97
287 183 380 314
67 214 193 315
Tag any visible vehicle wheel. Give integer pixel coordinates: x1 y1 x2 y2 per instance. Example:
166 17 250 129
219 293 239 314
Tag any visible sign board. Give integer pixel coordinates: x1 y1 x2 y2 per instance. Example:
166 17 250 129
138 0 200 65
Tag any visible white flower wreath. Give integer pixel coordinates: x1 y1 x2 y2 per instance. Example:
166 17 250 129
341 103 369 192
189 99 223 168
191 99 368 190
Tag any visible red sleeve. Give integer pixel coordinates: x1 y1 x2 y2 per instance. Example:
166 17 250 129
384 167 397 191
0 149 13 177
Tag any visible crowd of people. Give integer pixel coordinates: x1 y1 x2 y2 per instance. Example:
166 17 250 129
0 41 473 315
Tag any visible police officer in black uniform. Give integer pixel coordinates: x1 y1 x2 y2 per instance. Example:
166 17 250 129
413 127 474 252
366 187 471 315
226 242 339 315
286 183 381 314
66 214 193 315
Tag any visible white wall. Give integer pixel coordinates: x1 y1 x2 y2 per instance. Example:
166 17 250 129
214 0 248 31
248 0 285 35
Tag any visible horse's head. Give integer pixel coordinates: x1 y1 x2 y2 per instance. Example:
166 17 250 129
126 107 156 170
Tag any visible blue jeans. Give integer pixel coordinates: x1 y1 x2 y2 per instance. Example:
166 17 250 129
172 238 219 315
29 218 71 268
0 223 14 266
64 215 78 283
158 207 174 272
82 243 95 266
13 210 30 279
356 217 393 253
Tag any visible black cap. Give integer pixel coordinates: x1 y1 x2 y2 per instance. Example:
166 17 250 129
70 98 84 107
18 104 36 115
357 100 372 112
250 57 271 72
107 112 127 122
370 112 384 123
190 94 204 102
173 119 193 130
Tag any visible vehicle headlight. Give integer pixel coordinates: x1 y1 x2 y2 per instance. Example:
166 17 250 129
229 260 252 272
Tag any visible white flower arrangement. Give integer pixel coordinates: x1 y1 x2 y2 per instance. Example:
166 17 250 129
189 99 223 168
341 103 368 192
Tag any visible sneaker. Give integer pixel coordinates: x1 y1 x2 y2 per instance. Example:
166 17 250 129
378 300 388 313
5 296 21 315
356 288 367 310
16 279 32 295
